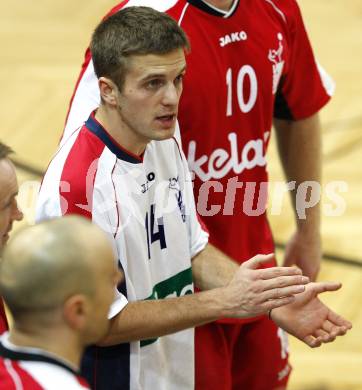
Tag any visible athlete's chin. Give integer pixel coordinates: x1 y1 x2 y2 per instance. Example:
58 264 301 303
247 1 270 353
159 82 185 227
152 116 177 138
1 234 8 247
152 127 176 141
155 132 175 141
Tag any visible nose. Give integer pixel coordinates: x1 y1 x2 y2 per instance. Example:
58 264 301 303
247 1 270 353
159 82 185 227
162 83 180 107
12 200 23 222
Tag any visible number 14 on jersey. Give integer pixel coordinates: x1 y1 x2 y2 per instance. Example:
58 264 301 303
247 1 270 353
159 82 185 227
145 204 167 260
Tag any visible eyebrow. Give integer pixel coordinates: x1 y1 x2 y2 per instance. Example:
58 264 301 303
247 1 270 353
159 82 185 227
141 66 187 82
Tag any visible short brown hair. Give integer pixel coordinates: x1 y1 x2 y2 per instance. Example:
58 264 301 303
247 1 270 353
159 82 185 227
0 142 13 160
90 6 190 90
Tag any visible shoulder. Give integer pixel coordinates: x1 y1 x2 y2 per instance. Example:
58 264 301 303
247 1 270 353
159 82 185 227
264 0 300 13
263 0 303 23
60 125 110 184
18 361 90 389
258 0 307 41
0 357 45 390
38 125 112 219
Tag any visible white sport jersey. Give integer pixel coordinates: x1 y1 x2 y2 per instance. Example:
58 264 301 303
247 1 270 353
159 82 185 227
0 334 90 390
36 112 209 390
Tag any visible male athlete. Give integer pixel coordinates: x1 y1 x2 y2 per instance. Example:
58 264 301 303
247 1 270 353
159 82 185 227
0 142 23 334
37 6 351 390
0 216 121 389
60 1 336 389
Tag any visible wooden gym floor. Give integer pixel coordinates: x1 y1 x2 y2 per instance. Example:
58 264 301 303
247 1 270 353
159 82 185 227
0 1 361 389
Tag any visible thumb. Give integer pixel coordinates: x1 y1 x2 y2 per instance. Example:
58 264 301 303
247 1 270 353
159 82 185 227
243 253 275 270
310 281 342 295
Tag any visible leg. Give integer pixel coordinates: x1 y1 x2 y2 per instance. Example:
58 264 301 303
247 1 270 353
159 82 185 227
195 322 233 390
230 317 291 390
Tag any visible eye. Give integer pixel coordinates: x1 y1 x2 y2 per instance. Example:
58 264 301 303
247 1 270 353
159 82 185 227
145 79 164 90
174 73 184 85
2 198 13 211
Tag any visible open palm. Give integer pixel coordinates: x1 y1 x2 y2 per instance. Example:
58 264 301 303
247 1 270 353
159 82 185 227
272 282 352 347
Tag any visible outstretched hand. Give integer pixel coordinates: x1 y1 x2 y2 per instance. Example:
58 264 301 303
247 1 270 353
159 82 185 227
271 281 352 347
221 253 309 318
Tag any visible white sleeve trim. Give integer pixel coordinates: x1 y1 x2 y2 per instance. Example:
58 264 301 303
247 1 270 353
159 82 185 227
123 0 178 11
317 62 336 97
190 228 209 259
108 293 128 319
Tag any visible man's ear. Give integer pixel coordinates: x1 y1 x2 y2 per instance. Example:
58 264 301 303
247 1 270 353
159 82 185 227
63 294 90 331
99 77 118 106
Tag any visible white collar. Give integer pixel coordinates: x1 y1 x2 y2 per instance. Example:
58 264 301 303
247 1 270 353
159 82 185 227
200 0 239 17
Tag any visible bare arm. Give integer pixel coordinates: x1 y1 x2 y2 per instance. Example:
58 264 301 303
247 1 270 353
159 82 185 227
100 288 223 345
274 113 322 280
191 243 239 290
100 250 308 346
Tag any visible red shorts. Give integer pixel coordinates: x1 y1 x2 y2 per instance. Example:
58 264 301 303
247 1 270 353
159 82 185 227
195 316 291 390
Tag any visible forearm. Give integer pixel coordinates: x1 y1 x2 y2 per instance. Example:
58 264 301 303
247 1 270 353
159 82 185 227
274 113 321 233
99 251 309 346
191 243 239 290
99 289 224 346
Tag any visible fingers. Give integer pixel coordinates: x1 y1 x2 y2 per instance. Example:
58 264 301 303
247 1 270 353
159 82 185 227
261 296 296 311
260 275 309 292
308 319 351 348
261 284 306 301
327 310 353 330
243 253 275 270
322 319 350 338
259 266 303 280
303 335 322 348
300 311 352 349
314 329 336 343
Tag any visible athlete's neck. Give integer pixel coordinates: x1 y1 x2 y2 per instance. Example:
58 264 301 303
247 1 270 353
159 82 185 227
8 326 81 370
203 0 234 12
95 106 147 157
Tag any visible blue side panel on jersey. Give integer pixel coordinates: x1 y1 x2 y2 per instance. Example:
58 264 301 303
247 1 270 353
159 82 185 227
117 278 127 296
81 343 130 390
117 259 127 296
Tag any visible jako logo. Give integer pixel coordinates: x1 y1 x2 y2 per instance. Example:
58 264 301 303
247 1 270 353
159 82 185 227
220 30 248 47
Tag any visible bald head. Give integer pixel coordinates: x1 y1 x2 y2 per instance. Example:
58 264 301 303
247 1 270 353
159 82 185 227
0 216 115 320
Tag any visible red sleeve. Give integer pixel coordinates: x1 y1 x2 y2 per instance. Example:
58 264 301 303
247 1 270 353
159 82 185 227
274 0 332 120
60 128 104 220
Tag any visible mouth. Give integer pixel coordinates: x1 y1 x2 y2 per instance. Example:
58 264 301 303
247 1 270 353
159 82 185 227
2 233 9 243
155 114 176 128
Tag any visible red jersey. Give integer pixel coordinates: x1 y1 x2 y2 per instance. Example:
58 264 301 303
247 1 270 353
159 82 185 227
170 0 332 263
0 334 90 389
